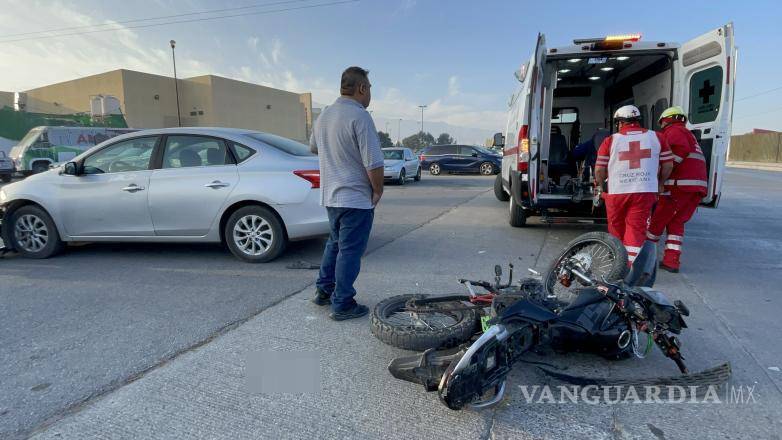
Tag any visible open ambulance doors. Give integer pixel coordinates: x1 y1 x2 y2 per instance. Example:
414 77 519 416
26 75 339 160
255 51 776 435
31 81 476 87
674 22 736 207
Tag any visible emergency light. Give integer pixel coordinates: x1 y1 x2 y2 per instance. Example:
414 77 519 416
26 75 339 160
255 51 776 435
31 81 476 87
573 34 642 44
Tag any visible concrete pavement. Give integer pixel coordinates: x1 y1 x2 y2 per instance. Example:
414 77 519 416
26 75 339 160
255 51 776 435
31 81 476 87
3 170 781 439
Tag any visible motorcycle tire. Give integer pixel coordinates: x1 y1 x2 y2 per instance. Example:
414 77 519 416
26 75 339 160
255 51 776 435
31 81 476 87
543 232 628 307
370 294 480 352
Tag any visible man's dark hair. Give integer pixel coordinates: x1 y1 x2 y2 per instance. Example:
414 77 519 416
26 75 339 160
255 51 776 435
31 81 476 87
341 66 369 96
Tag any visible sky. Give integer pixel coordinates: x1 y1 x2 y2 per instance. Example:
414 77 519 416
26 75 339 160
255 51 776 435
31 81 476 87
0 0 779 143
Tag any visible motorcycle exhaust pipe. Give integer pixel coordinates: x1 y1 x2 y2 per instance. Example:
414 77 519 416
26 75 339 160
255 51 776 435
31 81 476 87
617 330 632 349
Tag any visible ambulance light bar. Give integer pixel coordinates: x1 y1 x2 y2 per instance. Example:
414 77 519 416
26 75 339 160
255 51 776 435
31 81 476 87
573 34 642 45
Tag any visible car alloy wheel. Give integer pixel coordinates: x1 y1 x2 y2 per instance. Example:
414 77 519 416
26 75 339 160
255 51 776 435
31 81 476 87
14 214 49 253
480 162 494 175
430 163 441 175
233 214 274 256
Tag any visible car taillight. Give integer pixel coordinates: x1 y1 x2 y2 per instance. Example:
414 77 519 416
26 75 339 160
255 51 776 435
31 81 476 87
293 169 320 188
517 125 529 173
419 154 425 162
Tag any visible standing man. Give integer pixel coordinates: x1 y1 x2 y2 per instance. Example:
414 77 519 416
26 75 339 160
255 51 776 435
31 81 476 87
594 105 674 264
646 106 708 273
309 66 384 321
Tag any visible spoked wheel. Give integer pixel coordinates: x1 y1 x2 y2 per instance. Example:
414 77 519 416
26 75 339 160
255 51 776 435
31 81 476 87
429 163 441 175
543 232 628 307
371 294 480 351
479 162 494 175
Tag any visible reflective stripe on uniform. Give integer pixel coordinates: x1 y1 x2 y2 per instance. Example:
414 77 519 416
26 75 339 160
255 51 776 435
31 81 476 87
665 179 708 187
667 234 683 242
646 231 660 241
666 243 682 251
687 152 706 162
673 154 684 163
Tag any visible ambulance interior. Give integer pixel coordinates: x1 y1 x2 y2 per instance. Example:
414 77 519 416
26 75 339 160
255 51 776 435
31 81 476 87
540 53 673 196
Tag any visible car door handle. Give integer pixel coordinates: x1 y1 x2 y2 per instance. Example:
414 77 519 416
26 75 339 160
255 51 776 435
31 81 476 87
121 184 145 192
204 181 230 189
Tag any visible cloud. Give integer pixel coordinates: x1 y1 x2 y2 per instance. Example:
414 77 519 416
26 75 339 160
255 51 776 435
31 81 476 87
448 76 460 96
271 38 283 64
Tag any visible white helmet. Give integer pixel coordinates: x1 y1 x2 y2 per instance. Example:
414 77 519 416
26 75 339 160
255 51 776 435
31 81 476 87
613 105 641 122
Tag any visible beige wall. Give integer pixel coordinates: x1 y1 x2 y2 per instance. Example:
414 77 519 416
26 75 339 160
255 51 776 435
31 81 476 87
24 70 125 115
729 132 782 163
0 91 14 109
18 69 310 141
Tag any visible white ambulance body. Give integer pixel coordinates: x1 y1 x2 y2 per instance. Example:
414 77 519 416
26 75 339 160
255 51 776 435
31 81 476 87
494 24 736 226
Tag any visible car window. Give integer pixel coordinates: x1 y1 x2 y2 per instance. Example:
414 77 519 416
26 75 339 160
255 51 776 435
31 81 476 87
383 150 403 160
163 135 233 169
229 141 256 163
404 150 413 160
82 137 157 174
244 133 313 156
458 146 476 156
426 145 451 155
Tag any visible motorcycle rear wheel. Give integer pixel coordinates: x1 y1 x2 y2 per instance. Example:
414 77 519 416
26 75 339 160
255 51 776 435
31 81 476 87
371 294 481 351
543 232 628 307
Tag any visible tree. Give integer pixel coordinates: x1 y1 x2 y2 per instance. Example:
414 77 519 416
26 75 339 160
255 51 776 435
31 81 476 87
378 131 394 149
402 131 435 151
435 133 455 145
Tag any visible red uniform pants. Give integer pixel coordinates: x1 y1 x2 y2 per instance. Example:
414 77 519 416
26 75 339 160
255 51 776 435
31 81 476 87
647 191 702 269
604 193 657 264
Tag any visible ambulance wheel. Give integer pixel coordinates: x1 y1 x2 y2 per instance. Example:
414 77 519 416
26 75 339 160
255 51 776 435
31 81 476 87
509 194 527 227
494 175 509 201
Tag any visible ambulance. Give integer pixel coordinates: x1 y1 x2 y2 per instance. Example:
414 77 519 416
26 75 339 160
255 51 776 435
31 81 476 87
493 24 736 226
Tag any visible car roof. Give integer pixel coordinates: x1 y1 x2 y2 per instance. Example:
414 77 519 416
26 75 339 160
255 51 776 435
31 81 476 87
124 127 258 136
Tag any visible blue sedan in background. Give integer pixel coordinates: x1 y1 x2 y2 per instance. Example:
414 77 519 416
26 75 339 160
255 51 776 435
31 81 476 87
419 144 502 176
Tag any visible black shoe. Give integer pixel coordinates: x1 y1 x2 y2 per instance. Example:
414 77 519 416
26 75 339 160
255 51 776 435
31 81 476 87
311 288 332 306
330 304 369 321
659 263 679 273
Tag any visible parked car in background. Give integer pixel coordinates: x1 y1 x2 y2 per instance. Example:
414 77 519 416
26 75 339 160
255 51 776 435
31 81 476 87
419 144 501 176
383 147 421 184
9 126 137 175
0 151 14 182
0 127 329 263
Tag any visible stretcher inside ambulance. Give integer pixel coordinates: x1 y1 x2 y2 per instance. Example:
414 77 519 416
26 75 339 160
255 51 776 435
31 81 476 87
496 24 736 227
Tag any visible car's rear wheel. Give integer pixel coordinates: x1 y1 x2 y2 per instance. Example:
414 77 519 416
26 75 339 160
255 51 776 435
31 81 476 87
225 206 286 263
414 167 422 181
479 162 495 175
398 168 406 185
1 174 11 183
10 205 64 259
429 163 441 175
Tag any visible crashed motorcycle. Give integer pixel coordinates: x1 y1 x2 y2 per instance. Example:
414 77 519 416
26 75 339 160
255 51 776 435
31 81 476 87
370 232 730 410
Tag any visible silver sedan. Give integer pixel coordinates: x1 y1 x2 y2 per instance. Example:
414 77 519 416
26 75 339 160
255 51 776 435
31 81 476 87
383 147 421 185
0 127 329 262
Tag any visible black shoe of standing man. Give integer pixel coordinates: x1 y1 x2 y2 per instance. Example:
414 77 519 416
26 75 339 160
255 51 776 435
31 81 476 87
330 304 369 321
311 288 332 306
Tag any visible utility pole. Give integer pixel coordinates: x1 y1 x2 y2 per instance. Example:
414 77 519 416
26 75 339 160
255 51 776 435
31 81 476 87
418 105 427 149
170 40 181 127
397 118 402 146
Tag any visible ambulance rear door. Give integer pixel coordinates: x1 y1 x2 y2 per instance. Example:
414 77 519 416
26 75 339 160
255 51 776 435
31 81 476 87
674 22 736 207
525 33 546 204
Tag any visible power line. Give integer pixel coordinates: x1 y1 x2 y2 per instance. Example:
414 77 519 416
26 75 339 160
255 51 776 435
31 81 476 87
0 0 315 39
735 85 782 102
733 106 782 120
0 0 359 44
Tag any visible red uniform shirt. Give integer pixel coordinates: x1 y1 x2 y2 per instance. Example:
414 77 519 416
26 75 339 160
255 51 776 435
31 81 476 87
661 122 708 195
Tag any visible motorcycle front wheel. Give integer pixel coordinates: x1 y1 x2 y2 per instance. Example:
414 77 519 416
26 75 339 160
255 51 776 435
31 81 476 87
370 294 481 351
543 232 628 307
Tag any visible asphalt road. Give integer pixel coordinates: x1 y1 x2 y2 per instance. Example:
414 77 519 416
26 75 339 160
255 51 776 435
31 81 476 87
2 169 781 439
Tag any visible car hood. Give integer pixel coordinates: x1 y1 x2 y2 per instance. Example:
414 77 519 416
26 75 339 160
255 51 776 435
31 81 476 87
384 160 403 167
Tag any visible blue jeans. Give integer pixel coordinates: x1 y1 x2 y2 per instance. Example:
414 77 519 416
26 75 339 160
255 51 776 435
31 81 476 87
316 207 374 312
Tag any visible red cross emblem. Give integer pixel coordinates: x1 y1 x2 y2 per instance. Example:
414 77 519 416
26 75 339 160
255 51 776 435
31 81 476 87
618 141 652 169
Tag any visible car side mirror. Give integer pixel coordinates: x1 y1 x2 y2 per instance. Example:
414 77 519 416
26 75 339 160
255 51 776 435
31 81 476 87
62 161 78 176
492 132 505 147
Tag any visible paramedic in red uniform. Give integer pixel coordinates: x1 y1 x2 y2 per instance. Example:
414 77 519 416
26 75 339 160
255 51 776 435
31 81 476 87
646 106 708 273
594 105 674 264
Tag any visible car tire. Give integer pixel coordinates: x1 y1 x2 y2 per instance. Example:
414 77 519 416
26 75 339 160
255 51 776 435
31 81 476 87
31 162 49 174
9 205 65 259
509 193 528 227
1 174 11 183
494 174 509 201
224 205 286 263
414 167 421 181
479 162 495 175
429 163 441 175
398 168 406 185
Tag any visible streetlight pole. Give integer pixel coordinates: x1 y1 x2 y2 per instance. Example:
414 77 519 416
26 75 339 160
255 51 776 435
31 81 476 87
397 118 401 146
418 105 427 149
170 39 181 127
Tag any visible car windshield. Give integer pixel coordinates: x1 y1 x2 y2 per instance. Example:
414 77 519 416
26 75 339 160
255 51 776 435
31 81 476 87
383 150 403 160
474 146 497 155
245 133 313 156
17 128 43 149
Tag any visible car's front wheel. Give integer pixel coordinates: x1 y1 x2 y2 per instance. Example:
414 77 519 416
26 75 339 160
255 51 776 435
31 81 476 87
9 205 65 258
429 163 441 175
479 162 495 175
414 167 422 181
1 174 11 183
225 206 286 263
398 168 406 185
